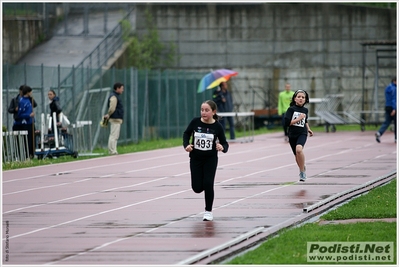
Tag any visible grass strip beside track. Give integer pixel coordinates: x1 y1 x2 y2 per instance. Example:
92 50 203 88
225 179 397 264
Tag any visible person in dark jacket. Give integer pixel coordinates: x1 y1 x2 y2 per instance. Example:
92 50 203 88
8 85 37 131
284 90 313 182
375 77 397 143
48 89 62 134
212 82 235 140
183 100 229 221
103 82 124 155
14 85 36 158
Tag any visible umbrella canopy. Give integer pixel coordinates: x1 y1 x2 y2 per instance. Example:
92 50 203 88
197 69 238 93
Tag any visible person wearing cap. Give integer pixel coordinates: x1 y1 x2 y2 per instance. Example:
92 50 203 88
375 77 397 143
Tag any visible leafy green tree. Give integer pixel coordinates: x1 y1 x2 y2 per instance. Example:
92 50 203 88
121 8 178 70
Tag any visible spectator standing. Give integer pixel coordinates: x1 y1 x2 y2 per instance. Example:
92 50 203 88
375 77 397 143
14 85 36 158
103 82 124 155
8 85 37 131
212 81 235 140
48 89 62 134
278 82 294 142
183 100 229 221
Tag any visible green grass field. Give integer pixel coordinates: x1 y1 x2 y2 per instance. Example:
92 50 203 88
225 179 397 264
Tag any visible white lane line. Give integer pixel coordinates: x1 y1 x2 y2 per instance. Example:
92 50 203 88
3 176 174 214
2 139 284 184
2 152 185 183
5 141 387 241
6 188 192 241
0 141 309 200
1 135 354 184
46 146 394 265
3 161 186 196
4 138 387 215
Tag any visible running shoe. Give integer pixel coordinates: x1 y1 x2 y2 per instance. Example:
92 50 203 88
299 171 307 182
375 132 381 143
203 211 213 221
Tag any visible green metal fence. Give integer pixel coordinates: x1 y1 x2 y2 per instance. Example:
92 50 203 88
2 64 213 152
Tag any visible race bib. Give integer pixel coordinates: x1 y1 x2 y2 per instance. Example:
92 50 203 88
194 132 214 151
292 111 305 127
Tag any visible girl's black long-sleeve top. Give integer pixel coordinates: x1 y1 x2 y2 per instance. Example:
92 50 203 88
284 104 309 138
183 117 229 159
49 96 62 121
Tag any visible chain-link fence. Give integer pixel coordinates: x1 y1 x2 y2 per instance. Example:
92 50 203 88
2 65 213 154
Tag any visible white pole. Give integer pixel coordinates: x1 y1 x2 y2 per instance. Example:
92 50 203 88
53 112 59 149
40 113 45 151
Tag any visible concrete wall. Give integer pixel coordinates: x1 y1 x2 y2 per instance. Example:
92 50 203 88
3 18 43 64
2 3 64 65
136 3 396 117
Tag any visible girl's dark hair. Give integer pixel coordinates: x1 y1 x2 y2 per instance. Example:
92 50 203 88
203 100 220 121
22 85 32 96
49 89 56 96
290 89 309 106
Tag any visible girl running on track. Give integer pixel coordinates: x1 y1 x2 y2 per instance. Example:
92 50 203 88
284 89 313 182
183 100 229 221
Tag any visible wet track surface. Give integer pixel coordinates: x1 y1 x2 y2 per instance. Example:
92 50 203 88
2 131 397 265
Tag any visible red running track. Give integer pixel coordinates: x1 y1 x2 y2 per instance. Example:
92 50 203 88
2 131 397 265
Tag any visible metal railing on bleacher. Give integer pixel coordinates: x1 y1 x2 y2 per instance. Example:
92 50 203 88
58 7 135 123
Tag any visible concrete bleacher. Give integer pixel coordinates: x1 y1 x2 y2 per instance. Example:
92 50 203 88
16 9 127 68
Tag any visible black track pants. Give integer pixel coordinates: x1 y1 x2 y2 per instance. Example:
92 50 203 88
190 155 218 212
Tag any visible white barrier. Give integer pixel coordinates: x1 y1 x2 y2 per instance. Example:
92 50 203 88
218 112 255 143
2 130 29 162
71 120 93 155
